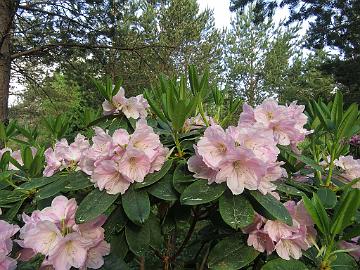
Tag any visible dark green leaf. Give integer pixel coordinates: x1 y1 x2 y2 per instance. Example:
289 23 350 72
76 189 119 223
261 258 309 270
122 188 150 225
208 237 259 270
19 175 59 190
173 162 195 193
125 222 150 257
0 190 28 206
331 189 360 236
104 206 127 238
3 199 25 221
331 253 358 270
110 232 128 260
317 187 337 209
276 183 304 197
35 177 68 200
248 191 292 226
180 180 226 205
63 172 93 191
101 253 130 270
148 174 178 201
219 191 255 229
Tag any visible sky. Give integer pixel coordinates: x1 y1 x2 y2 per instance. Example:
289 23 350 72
197 0 309 36
197 0 233 29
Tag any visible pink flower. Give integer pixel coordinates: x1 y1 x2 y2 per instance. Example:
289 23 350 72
264 220 296 242
238 103 255 127
247 230 275 254
102 87 148 119
91 160 131 194
149 147 169 173
0 254 17 270
227 126 279 163
19 196 110 269
243 200 316 260
111 129 130 154
40 196 77 228
0 220 20 250
237 99 310 146
275 238 303 260
84 240 111 269
129 119 161 162
44 134 90 176
215 148 266 194
118 147 151 182
43 148 62 177
197 125 234 169
188 147 217 183
47 232 90 270
334 155 360 188
79 128 112 175
23 221 62 255
80 119 167 194
253 99 285 127
102 87 126 115
0 220 19 270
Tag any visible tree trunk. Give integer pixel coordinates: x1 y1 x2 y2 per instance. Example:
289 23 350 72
0 0 12 122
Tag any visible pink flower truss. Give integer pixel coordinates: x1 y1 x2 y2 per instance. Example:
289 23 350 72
81 119 168 195
44 134 90 177
188 99 307 195
18 195 110 270
102 87 148 119
0 220 20 270
239 99 310 146
334 155 360 188
243 200 316 260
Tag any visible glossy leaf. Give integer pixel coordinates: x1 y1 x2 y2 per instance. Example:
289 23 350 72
0 190 28 206
148 174 178 201
219 191 255 229
76 189 119 223
248 191 292 226
261 258 309 270
125 222 150 257
317 187 337 209
208 237 259 270
180 180 226 205
122 188 150 225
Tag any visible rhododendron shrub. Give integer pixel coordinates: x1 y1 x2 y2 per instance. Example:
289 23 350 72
17 196 110 270
0 73 359 270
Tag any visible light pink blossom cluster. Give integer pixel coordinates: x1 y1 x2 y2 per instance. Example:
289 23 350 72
188 99 308 195
0 220 19 270
44 134 90 177
0 147 37 170
243 201 316 260
339 237 360 261
334 155 360 188
239 99 310 146
79 119 168 194
18 196 110 270
102 87 148 119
